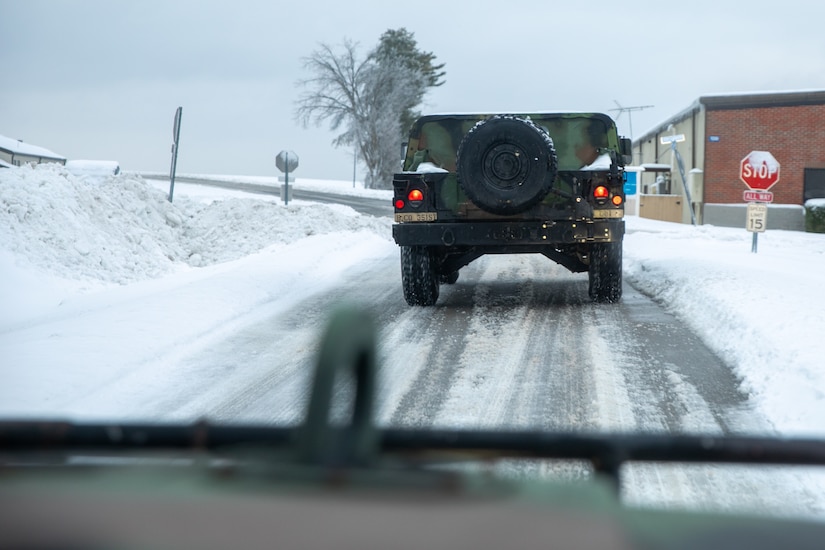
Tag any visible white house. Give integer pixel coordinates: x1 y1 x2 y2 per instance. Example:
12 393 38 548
0 134 66 167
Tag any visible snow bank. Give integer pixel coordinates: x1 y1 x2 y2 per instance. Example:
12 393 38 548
624 217 825 435
0 163 391 327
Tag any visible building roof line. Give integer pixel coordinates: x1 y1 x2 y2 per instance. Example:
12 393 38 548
633 89 825 146
0 134 66 161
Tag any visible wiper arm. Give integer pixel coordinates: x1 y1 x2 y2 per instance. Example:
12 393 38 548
3 421 825 476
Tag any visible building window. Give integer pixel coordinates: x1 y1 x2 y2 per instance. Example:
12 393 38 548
803 168 825 202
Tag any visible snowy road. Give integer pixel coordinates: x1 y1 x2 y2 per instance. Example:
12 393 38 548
156 250 819 519
4 230 823 519
6 240 759 435
126 253 755 437
31 248 813 519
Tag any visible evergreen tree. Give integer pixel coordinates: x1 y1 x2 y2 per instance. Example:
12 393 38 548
370 28 446 135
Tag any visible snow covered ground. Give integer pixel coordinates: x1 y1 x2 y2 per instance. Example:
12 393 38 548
2 163 824 441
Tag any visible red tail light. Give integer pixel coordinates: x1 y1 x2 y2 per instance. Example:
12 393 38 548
394 199 405 209
408 189 424 203
593 186 609 199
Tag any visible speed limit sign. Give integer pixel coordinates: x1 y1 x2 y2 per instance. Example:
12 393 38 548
746 203 768 233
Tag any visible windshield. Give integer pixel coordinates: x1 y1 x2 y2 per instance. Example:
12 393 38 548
2 0 825 529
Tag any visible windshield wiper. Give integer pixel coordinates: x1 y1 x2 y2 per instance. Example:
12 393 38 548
2 307 824 495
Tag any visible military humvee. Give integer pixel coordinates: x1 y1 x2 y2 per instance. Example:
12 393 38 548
392 113 631 306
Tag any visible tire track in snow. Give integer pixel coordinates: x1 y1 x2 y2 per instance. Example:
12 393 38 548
428 256 592 430
167 254 404 423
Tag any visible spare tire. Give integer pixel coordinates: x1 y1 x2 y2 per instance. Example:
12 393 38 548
456 115 558 215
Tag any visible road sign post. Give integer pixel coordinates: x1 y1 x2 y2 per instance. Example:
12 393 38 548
740 151 779 253
276 150 299 205
746 203 768 253
168 106 183 202
659 134 696 226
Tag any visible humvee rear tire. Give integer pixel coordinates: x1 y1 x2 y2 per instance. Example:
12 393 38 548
588 242 622 303
401 246 440 306
456 115 558 215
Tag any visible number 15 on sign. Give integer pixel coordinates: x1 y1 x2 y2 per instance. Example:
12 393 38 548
747 203 767 232
746 203 767 253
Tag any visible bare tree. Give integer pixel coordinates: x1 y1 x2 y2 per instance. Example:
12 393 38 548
295 32 443 189
295 40 368 146
356 62 422 187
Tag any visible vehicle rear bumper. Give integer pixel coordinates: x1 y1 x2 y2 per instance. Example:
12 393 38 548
392 220 624 247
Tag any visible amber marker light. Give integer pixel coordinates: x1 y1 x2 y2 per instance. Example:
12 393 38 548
612 195 623 206
593 186 609 199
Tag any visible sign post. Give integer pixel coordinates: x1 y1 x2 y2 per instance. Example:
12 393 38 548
740 150 779 253
276 150 299 205
659 134 696 225
168 106 183 202
746 203 768 252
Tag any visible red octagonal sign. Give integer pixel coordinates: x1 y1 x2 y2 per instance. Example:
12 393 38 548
740 150 780 191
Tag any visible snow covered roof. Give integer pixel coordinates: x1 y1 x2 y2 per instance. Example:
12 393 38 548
0 134 66 161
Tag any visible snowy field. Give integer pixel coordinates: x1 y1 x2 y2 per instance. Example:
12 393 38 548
2 163 824 440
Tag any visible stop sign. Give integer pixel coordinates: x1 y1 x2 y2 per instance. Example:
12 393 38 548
740 150 780 191
276 150 299 173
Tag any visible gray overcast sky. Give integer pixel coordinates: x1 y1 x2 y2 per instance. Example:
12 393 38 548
2 0 823 181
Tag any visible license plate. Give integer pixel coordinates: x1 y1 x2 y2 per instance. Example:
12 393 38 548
395 212 437 222
593 209 624 219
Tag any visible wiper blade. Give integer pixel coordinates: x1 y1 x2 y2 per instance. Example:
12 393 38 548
2 421 825 468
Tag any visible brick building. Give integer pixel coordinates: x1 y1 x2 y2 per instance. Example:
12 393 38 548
632 90 825 228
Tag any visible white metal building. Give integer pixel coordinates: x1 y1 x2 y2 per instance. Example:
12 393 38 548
0 134 66 167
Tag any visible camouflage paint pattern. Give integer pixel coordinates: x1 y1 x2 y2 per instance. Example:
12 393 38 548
403 113 619 173
401 113 621 215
